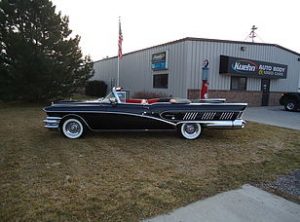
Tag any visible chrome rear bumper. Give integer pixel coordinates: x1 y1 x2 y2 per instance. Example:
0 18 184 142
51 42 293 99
201 119 246 128
43 117 62 129
177 119 246 129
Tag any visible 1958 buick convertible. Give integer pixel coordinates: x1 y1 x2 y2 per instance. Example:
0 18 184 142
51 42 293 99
43 87 247 139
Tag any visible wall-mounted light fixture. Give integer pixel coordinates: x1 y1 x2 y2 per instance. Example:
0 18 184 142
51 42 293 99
240 46 246 51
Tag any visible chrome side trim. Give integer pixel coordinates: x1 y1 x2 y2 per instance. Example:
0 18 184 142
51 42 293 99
56 112 177 130
190 103 248 106
43 117 62 129
201 112 216 120
220 112 234 120
183 112 198 120
176 119 246 129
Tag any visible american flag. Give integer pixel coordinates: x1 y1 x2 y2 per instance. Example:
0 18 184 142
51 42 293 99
118 19 123 59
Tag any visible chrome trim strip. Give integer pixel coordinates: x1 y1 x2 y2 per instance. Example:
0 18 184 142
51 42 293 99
183 113 188 120
86 129 176 133
212 112 217 119
44 110 176 125
55 112 177 129
220 112 225 119
193 113 197 119
159 108 246 120
207 113 211 119
61 113 176 131
226 113 230 119
176 119 246 128
202 112 216 120
160 109 245 118
184 113 189 120
190 103 248 106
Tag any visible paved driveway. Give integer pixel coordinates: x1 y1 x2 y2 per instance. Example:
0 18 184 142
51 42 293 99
244 106 300 131
144 185 300 222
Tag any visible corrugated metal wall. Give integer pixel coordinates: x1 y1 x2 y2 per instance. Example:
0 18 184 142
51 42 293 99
92 58 118 91
186 40 300 93
92 38 300 97
92 41 188 97
269 48 300 92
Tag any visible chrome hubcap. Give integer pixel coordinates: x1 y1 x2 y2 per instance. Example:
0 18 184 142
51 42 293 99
181 123 201 139
184 124 197 134
66 122 81 135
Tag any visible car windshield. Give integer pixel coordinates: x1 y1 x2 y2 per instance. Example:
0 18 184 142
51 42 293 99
99 92 116 103
104 92 114 100
99 88 126 104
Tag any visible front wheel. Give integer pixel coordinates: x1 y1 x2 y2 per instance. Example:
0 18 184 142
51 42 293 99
179 123 202 140
61 118 85 139
284 100 297 111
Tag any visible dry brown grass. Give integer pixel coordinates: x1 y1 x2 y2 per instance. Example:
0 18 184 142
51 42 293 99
0 105 299 221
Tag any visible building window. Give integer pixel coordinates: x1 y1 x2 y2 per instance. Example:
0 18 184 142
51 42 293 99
153 74 168 88
231 76 247 90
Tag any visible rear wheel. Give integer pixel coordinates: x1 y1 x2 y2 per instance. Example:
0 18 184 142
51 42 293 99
179 123 202 140
285 100 296 111
61 118 85 139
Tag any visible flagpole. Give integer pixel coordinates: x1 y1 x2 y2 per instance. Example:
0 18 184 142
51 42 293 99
117 52 120 86
117 16 121 87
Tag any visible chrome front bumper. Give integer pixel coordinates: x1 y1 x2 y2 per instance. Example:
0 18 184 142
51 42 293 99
43 117 62 129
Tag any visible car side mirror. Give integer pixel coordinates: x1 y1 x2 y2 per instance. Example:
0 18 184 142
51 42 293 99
109 97 117 104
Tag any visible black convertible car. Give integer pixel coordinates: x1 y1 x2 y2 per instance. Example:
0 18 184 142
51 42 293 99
43 87 247 139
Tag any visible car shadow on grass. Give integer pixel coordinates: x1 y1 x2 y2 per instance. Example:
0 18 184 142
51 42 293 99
85 129 229 140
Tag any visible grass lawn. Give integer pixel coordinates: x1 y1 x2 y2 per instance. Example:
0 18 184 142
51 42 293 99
0 105 299 221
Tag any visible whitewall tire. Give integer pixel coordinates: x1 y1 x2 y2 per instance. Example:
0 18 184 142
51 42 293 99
180 123 202 140
61 118 84 139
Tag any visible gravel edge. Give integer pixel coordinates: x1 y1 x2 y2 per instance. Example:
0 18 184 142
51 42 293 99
254 169 300 204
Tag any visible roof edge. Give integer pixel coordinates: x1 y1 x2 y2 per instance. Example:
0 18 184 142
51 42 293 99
94 37 300 63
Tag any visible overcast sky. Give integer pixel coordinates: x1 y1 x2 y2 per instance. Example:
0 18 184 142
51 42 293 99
51 0 299 61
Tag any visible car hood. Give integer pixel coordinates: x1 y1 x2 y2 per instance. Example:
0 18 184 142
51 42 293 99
51 100 97 105
43 98 110 112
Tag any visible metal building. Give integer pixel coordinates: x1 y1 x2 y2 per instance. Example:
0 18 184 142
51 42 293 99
92 37 300 106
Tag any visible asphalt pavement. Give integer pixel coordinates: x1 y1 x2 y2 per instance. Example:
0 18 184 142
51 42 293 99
244 106 300 130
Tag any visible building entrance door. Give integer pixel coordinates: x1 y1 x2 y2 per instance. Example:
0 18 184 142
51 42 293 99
261 79 270 106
